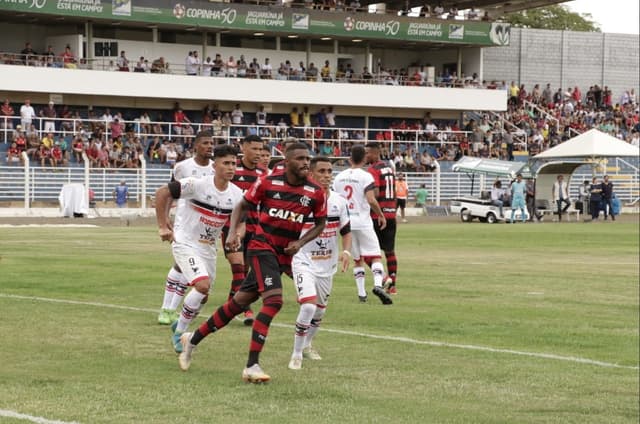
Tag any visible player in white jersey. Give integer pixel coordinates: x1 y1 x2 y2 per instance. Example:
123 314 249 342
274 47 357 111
288 157 352 370
155 144 243 353
332 145 392 305
157 131 215 325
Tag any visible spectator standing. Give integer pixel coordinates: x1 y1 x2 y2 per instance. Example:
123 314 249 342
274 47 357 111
320 60 332 82
491 180 505 218
117 51 130 71
113 179 129 207
226 55 237 77
601 175 615 221
589 177 602 220
20 42 37 65
1 99 15 134
20 99 36 130
231 104 244 132
185 51 199 76
509 173 527 223
395 173 409 222
414 184 428 207
261 58 273 79
578 180 590 217
256 105 267 126
61 45 76 69
201 56 213 76
177 143 327 384
552 174 571 221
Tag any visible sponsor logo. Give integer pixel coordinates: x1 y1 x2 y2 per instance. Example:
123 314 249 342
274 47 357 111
273 192 281 199
264 276 273 287
173 3 186 19
112 0 131 17
489 23 510 46
299 195 311 207
448 24 464 40
268 208 305 223
292 13 309 30
344 16 355 31
345 17 401 36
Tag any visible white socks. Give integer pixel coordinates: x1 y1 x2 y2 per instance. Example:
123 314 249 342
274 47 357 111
176 289 206 333
292 302 317 358
354 266 366 297
372 262 384 287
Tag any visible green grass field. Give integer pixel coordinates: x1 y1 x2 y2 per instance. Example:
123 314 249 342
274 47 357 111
0 220 638 424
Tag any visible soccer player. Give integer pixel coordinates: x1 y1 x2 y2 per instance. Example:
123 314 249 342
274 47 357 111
155 144 243 353
157 131 214 325
177 143 327 383
365 142 399 294
221 134 268 326
288 156 352 370
259 144 272 170
333 145 392 305
270 136 299 174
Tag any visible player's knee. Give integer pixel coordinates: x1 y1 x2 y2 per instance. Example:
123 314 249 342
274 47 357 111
300 302 316 316
263 293 283 311
194 280 210 295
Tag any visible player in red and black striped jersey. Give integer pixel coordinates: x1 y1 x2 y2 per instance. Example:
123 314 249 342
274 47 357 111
269 136 299 175
222 134 267 326
366 142 399 294
179 143 327 383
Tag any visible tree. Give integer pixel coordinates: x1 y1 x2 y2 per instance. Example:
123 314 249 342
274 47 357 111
502 5 600 32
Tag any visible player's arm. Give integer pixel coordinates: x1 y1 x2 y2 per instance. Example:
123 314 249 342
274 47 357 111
365 187 387 230
226 198 251 251
284 216 327 256
155 180 183 242
339 224 352 272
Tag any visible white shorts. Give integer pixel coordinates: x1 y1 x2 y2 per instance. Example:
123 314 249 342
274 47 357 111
292 265 333 307
350 228 381 260
172 243 216 289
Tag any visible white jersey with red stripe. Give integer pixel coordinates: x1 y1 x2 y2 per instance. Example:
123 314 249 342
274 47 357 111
173 176 243 259
172 157 214 180
332 167 375 230
172 157 215 229
293 191 350 278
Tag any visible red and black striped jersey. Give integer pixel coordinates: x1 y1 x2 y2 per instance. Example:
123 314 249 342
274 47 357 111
232 158 267 192
368 160 397 220
231 158 267 234
270 159 285 175
245 173 327 268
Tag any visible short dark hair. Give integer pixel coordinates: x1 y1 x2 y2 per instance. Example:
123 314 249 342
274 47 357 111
194 130 213 142
351 145 366 164
213 144 238 158
285 142 309 155
365 142 380 149
261 145 271 152
242 134 263 144
310 156 331 169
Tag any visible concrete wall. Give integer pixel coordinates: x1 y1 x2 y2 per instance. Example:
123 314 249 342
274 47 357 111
483 27 640 101
0 65 507 113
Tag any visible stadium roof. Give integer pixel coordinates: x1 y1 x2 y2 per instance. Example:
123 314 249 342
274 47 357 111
366 0 569 16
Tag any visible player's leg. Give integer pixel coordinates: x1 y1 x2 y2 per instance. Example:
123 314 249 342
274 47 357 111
170 247 215 353
351 231 367 302
222 228 254 326
158 265 183 325
179 272 259 372
303 275 333 360
289 267 317 370
243 252 284 383
376 219 398 294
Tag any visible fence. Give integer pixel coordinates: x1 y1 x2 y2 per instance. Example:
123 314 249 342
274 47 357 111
1 164 637 208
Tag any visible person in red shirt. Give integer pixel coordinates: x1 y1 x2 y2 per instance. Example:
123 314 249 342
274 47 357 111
173 108 191 137
365 142 399 294
177 143 327 384
6 142 21 165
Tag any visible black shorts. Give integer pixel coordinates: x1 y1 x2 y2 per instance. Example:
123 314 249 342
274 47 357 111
221 225 250 257
373 217 397 252
240 251 283 293
397 198 407 209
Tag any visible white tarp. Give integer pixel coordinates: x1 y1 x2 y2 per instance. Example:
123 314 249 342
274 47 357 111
534 129 640 159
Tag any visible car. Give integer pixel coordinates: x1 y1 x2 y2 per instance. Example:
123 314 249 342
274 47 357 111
450 196 530 223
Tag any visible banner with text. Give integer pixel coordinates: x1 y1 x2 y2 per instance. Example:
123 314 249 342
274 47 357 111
0 0 510 46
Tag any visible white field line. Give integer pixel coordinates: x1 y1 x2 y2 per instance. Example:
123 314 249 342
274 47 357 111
0 409 80 424
0 224 99 228
1 293 638 371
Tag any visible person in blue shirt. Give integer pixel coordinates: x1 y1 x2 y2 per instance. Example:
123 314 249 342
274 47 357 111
113 179 129 208
510 173 527 223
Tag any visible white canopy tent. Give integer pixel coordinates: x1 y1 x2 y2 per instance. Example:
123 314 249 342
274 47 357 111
533 129 640 159
532 129 639 214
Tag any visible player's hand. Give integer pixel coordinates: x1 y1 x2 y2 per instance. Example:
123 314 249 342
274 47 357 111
225 232 241 252
378 215 387 230
158 227 174 243
284 240 303 256
339 250 351 272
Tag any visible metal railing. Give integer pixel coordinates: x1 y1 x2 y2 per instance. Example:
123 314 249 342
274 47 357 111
2 163 637 207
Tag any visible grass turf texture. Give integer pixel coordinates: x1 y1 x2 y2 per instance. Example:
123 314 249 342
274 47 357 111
0 221 638 424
